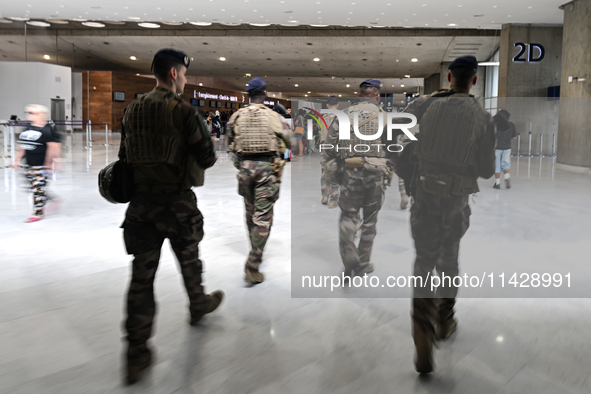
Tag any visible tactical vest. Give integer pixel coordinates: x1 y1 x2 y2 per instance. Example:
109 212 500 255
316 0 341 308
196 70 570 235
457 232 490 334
123 88 186 169
416 94 490 174
320 113 337 144
230 104 280 154
338 102 387 159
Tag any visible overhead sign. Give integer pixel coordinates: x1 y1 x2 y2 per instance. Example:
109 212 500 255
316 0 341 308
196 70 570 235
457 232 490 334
513 43 545 63
194 91 239 102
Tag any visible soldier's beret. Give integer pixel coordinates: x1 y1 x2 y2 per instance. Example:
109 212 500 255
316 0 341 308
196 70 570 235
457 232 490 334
151 49 190 71
360 79 382 89
448 56 478 71
246 77 266 93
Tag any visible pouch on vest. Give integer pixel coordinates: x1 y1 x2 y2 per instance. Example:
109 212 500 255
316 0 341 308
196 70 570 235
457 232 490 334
363 157 390 174
344 157 365 168
418 173 454 198
451 174 479 195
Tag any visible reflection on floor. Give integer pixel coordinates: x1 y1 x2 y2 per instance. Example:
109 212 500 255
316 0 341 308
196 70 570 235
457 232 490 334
1 132 590 393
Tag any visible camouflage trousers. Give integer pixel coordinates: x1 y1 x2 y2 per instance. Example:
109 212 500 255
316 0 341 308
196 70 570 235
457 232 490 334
339 168 385 273
320 158 340 203
238 160 280 272
410 187 470 329
121 190 208 359
23 165 51 216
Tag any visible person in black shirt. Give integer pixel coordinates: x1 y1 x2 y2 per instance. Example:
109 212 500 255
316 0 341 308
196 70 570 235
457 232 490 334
12 104 62 222
492 110 517 189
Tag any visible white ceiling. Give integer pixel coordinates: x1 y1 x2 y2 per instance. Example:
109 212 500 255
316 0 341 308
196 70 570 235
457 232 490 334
1 0 566 29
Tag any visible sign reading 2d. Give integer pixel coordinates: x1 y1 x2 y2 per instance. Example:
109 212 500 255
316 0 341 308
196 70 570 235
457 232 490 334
513 43 545 63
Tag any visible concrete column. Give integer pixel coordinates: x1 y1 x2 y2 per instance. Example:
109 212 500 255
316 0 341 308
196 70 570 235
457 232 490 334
497 24 563 156
557 0 591 168
423 73 440 95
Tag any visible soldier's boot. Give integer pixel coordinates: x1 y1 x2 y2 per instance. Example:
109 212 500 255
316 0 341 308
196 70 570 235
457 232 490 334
125 345 153 384
245 270 265 284
328 200 339 209
321 195 329 205
355 263 374 276
400 192 409 210
189 290 225 325
412 298 437 374
436 298 457 340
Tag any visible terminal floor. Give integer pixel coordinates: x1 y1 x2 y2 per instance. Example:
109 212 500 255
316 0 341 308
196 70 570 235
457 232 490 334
1 133 590 394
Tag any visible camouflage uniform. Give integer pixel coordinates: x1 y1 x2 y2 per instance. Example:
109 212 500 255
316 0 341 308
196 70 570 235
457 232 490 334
325 101 394 275
228 103 290 275
237 160 280 272
120 86 216 363
404 90 495 349
320 113 340 205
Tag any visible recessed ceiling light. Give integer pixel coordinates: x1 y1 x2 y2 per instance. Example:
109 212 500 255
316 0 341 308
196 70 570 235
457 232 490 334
199 83 203 86
346 84 350 87
310 24 328 27
339 95 342 97
405 75 411 78
400 84 405 87
313 58 320 62
273 94 276 97
9 17 30 21
43 54 51 59
190 22 212 26
0 19 14 24
130 56 137 60
307 91 311 93
139 22 160 28
245 83 249 86
219 57 226 61
448 23 457 26
27 21 51 27
72 18 88 22
294 84 299 87
128 17 141 20
288 20 299 23
221 23 241 26
136 73 140 76
82 22 105 28
249 23 270 26
411 58 418 62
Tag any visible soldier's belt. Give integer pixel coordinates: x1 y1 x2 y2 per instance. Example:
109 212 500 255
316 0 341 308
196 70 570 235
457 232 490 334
241 154 275 162
344 157 365 168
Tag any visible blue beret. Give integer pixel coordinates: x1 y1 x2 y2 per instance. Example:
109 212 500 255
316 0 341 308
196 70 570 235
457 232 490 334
360 79 382 89
448 56 478 70
151 49 190 70
246 77 266 93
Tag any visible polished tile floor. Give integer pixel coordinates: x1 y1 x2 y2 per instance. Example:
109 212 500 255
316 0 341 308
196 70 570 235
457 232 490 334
1 132 590 393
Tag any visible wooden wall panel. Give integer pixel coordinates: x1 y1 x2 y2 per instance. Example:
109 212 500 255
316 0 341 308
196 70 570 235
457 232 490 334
82 71 113 130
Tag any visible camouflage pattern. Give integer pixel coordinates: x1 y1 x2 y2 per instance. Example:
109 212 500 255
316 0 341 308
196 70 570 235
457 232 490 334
410 179 471 332
121 190 209 359
320 157 340 205
339 167 385 273
238 160 281 272
23 165 50 216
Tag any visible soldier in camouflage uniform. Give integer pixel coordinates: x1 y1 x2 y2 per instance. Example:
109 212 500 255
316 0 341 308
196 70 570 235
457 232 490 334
402 56 495 373
228 77 291 284
320 96 340 208
119 49 224 384
325 79 396 277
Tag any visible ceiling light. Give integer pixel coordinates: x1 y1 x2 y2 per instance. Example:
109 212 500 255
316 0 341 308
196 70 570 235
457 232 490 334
199 83 203 86
400 84 405 87
190 22 212 26
313 58 320 62
411 58 418 62
405 75 411 78
307 91 311 94
130 56 137 60
27 21 51 27
46 19 68 24
128 17 141 20
294 84 298 87
478 61 500 66
0 19 14 24
72 18 87 22
288 20 299 23
354 91 357 94
249 23 270 26
139 23 160 28
9 17 30 21
448 23 457 26
273 94 276 97
346 84 350 87
43 55 51 59
339 95 342 97
82 22 105 28
305 94 308 97
221 23 241 26
219 57 226 61
310 24 328 27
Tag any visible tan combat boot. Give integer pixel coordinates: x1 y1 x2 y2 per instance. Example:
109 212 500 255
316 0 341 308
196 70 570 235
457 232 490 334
245 270 265 284
321 195 329 205
413 324 435 374
189 290 225 325
125 347 153 384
